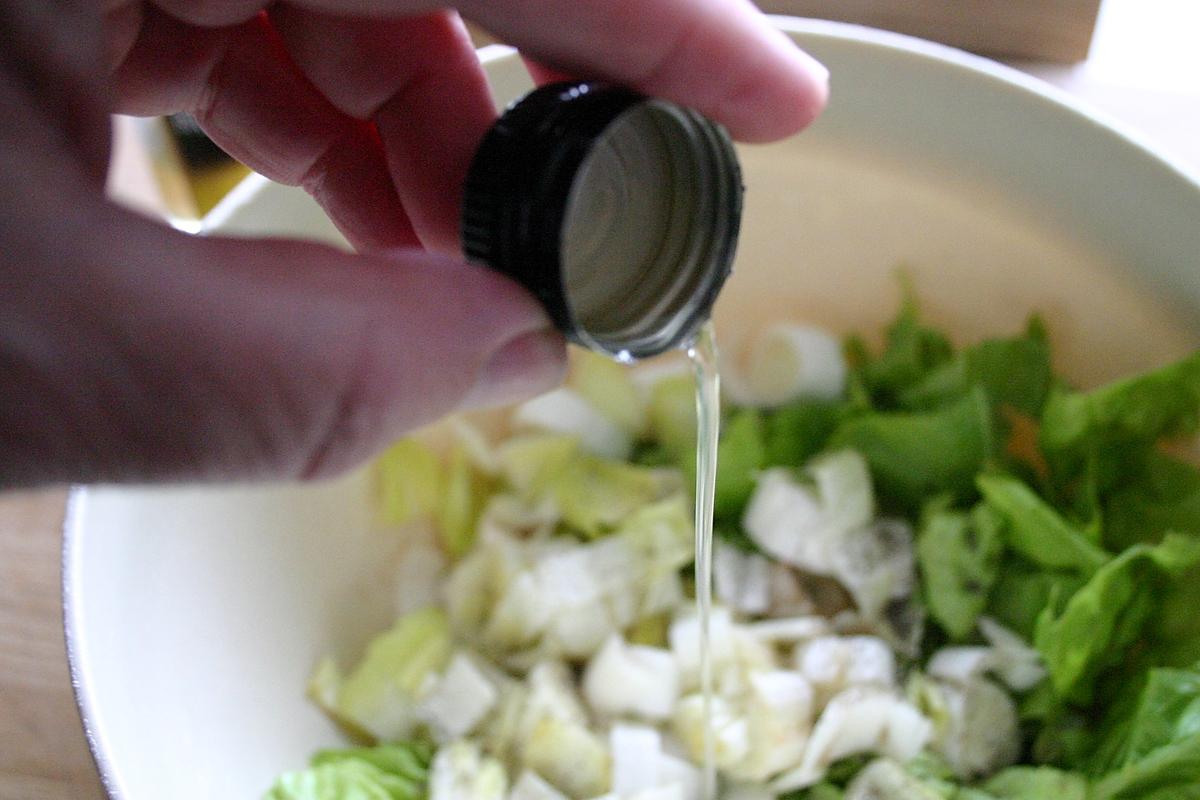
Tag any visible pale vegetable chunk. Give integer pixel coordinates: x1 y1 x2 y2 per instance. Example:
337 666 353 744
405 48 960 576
673 694 751 770
742 452 881 599
583 636 680 721
393 527 447 616
844 759 947 800
334 608 454 742
808 450 875 533
430 740 509 800
737 670 815 781
745 617 831 644
978 617 1047 692
514 388 633 461
669 607 737 688
794 636 897 705
742 469 829 570
714 542 772 615
746 324 848 406
611 724 663 795
510 771 570 800
417 653 500 742
927 677 1020 780
523 716 611 799
771 687 932 792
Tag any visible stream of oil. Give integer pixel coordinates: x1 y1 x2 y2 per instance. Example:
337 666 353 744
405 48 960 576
686 322 720 800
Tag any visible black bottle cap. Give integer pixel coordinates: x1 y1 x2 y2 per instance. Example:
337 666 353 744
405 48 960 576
462 81 743 360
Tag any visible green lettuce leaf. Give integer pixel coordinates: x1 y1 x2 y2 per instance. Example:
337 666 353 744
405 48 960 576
979 766 1088 799
1094 727 1200 799
976 474 1108 574
763 399 843 467
917 501 1006 639
984 555 1084 642
681 408 767 522
548 453 669 538
851 284 955 407
1090 664 1200 777
334 608 454 741
1039 351 1200 485
1034 534 1200 704
1105 452 1200 551
899 317 1052 417
783 784 844 800
829 389 994 512
266 741 433 800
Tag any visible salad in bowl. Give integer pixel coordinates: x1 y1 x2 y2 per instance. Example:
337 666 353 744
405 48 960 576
265 287 1200 800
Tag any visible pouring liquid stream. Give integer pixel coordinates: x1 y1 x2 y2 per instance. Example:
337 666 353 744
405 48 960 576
686 322 720 800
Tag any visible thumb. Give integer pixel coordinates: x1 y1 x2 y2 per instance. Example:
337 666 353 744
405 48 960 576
1 202 565 485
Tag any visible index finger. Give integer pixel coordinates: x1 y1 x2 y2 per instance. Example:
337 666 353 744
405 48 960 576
287 0 829 143
463 0 828 142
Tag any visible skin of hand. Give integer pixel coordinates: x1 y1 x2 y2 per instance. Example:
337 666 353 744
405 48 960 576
0 0 828 487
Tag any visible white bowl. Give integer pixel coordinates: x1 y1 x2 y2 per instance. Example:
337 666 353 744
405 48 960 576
67 18 1200 799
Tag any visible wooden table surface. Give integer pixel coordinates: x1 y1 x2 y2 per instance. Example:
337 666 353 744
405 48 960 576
1 2 1196 798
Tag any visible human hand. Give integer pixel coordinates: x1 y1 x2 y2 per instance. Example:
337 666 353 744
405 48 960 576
0 0 828 486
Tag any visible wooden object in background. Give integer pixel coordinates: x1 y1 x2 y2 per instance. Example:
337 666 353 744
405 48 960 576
755 0 1102 62
0 490 108 800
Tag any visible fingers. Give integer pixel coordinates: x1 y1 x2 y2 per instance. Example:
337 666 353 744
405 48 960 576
270 6 495 254
112 0 827 254
460 0 829 142
113 6 419 253
2 195 565 485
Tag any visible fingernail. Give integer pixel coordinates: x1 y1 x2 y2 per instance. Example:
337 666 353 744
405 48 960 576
460 328 567 411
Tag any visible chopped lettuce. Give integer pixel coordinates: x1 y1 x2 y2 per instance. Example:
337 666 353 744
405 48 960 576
983 554 1083 642
713 409 767 521
979 765 1088 799
1090 663 1200 776
976 473 1108 574
646 373 698 457
547 454 672 538
1104 451 1200 551
1033 534 1200 704
290 289 1200 800
1081 662 1200 800
1039 350 1200 485
680 408 768 524
570 349 647 437
334 608 454 741
513 387 633 461
438 445 490 558
376 439 444 527
898 318 1052 417
763 400 842 468
497 434 580 497
916 501 1005 640
498 435 675 538
849 285 955 407
829 389 994 512
265 741 433 800
428 739 508 800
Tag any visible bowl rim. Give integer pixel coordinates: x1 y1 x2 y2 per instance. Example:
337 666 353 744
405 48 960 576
63 16 1200 800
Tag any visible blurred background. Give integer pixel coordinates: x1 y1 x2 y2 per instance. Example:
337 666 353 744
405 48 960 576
2 1 1198 799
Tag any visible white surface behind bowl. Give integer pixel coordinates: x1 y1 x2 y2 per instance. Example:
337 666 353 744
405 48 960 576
67 19 1200 800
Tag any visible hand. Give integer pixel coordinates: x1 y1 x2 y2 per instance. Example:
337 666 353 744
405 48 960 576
0 0 828 487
